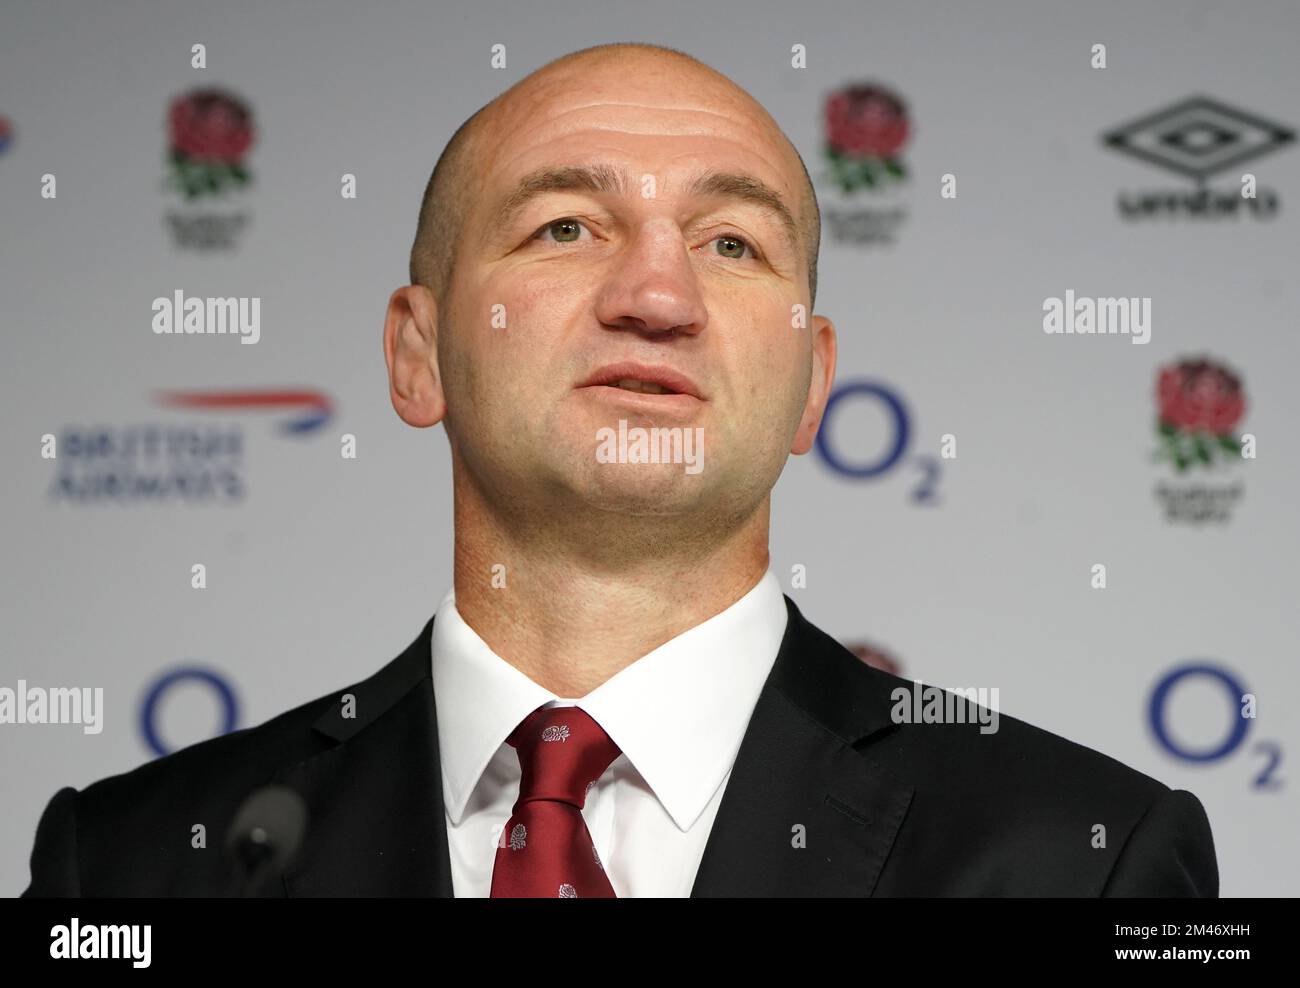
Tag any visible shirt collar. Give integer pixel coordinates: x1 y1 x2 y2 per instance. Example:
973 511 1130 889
432 570 789 832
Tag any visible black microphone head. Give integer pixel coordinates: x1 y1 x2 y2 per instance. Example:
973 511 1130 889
226 785 308 879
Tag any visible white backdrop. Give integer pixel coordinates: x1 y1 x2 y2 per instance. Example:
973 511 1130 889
1 0 1296 896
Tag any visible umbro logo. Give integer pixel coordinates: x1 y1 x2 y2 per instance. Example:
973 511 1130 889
1101 96 1295 219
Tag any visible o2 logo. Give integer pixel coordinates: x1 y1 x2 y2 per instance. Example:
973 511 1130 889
1148 662 1282 790
139 667 240 757
815 380 941 503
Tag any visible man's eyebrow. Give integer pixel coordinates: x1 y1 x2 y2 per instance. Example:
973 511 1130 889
493 164 630 231
683 169 801 254
491 164 801 253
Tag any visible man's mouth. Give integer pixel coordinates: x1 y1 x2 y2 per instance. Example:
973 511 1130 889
578 362 704 400
610 379 674 395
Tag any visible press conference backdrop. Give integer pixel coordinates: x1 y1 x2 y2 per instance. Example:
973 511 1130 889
2 0 1297 897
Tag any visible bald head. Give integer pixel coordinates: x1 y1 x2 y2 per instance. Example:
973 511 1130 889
408 43 821 311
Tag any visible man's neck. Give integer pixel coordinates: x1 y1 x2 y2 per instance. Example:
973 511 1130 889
449 482 771 697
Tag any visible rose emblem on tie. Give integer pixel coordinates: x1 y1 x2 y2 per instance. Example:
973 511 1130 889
541 725 570 742
509 823 527 850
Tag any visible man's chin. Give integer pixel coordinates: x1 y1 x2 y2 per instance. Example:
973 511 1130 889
572 464 711 516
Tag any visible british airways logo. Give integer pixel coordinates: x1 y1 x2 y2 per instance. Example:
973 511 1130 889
153 387 333 434
45 387 334 504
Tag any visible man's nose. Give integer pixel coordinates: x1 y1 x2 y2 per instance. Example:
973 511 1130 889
591 223 708 337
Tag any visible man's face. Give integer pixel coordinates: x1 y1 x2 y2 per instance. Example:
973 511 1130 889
433 59 833 527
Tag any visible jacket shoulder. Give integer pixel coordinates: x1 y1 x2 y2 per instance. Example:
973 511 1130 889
781 600 1217 895
22 618 433 896
784 598 1170 801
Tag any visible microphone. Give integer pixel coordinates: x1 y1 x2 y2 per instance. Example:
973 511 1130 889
224 785 308 897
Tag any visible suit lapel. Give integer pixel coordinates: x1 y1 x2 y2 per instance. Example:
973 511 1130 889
275 619 455 897
690 595 914 897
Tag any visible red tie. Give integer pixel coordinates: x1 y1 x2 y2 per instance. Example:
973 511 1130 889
490 705 621 898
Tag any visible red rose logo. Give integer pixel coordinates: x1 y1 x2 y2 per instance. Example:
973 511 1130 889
169 89 253 162
822 84 909 193
1154 357 1247 471
825 86 909 159
1158 359 1246 434
166 88 255 200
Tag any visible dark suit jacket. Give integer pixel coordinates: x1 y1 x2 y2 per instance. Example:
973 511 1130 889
21 596 1218 896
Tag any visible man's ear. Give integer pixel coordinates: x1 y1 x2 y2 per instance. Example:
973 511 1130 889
790 313 837 455
383 284 447 428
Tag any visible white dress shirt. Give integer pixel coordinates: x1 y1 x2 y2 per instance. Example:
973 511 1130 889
430 569 789 897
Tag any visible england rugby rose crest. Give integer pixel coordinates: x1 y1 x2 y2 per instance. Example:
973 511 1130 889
823 84 910 192
166 88 255 200
1154 357 1247 471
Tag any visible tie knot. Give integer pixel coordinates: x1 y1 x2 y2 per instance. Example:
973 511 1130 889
507 705 621 809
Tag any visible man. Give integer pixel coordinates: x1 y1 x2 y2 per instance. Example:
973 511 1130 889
22 42 1217 897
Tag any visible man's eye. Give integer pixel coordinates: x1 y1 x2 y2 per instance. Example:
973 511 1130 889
530 221 757 259
533 218 591 244
712 233 758 260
